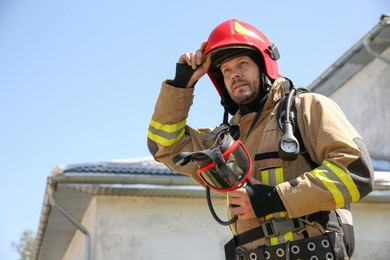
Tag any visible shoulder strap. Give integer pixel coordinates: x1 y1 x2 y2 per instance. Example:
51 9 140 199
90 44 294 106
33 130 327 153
277 79 316 166
290 94 318 168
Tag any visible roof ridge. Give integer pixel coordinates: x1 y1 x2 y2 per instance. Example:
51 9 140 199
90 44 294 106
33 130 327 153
51 156 177 176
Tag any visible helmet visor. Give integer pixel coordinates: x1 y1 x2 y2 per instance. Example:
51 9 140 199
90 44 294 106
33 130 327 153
210 46 256 68
196 140 252 192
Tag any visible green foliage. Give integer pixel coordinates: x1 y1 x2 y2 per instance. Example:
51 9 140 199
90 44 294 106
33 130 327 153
12 229 35 260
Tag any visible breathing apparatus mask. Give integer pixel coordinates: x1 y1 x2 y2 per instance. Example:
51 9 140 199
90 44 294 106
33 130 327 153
173 124 252 192
172 124 252 225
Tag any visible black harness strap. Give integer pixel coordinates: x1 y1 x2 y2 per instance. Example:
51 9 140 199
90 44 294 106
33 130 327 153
231 211 328 248
234 225 266 247
254 152 280 160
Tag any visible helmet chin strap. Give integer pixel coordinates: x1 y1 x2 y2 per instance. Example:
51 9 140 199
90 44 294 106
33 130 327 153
237 73 270 116
261 72 273 93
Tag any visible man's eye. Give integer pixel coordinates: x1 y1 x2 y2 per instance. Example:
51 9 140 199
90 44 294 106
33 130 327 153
222 69 231 75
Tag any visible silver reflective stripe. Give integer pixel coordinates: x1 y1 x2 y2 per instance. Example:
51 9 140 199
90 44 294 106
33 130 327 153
148 124 183 140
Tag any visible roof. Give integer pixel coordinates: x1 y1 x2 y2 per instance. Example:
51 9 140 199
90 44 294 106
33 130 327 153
308 14 390 95
48 157 206 198
32 157 225 260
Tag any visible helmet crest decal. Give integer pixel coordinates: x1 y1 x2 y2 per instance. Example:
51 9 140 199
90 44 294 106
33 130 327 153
234 21 265 43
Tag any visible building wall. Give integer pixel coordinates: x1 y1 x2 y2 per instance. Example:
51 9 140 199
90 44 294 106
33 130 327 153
350 202 390 259
60 195 389 260
93 196 231 260
329 47 390 160
63 198 97 260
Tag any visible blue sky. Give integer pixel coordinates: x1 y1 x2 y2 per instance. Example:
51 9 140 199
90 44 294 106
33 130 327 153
0 0 388 259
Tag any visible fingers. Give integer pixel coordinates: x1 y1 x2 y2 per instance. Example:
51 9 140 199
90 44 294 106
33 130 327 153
184 49 211 88
228 204 256 220
200 54 211 70
228 188 256 220
179 51 201 69
178 41 208 69
178 52 194 67
176 41 210 88
197 41 208 65
199 41 207 51
178 52 200 69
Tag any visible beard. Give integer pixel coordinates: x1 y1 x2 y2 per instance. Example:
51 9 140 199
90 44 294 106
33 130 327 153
230 77 260 105
231 88 257 105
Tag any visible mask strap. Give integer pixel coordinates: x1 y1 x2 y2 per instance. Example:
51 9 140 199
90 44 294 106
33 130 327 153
172 147 225 167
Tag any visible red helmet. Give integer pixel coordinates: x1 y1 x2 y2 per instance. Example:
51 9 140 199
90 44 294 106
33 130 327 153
204 19 282 114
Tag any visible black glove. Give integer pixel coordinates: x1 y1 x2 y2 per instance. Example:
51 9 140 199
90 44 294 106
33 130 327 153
171 63 197 88
246 184 286 218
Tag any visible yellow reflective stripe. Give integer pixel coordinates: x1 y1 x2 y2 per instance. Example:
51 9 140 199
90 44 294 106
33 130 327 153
226 194 230 208
148 119 186 146
283 231 294 242
311 161 361 207
268 229 294 246
261 168 291 246
261 167 283 186
275 167 284 185
149 119 186 132
323 161 360 202
268 231 294 246
279 212 288 218
265 212 283 220
226 194 238 235
147 129 185 146
261 170 269 185
311 167 344 208
270 236 278 246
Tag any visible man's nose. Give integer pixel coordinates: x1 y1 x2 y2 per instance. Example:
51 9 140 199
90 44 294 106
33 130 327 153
231 67 242 78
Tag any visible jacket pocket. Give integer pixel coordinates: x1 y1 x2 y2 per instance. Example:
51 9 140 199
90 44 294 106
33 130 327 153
253 122 285 171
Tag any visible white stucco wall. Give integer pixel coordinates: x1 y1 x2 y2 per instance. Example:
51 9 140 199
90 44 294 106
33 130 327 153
92 196 231 260
63 198 97 260
350 202 390 259
61 195 390 260
329 47 390 160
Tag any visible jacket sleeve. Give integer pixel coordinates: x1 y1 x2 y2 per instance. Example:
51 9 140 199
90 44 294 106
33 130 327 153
276 93 374 218
147 80 214 185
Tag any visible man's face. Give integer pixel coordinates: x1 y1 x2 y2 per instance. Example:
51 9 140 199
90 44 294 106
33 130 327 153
220 55 260 105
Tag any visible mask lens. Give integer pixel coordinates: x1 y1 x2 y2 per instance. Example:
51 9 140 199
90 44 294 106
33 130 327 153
196 140 252 192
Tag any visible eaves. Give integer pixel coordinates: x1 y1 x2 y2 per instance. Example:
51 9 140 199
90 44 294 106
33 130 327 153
308 14 390 95
32 157 224 260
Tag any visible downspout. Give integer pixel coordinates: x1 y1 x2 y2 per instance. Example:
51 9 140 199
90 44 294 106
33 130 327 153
48 184 91 260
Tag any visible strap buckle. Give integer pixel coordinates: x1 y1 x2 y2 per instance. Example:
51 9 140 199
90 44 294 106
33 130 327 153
262 218 304 237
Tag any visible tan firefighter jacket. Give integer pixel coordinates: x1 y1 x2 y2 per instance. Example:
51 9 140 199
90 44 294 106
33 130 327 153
147 77 374 249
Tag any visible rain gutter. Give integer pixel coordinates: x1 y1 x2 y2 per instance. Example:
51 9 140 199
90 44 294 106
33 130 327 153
308 14 390 94
363 15 390 65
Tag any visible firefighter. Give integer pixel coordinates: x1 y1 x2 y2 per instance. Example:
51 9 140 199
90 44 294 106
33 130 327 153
147 19 374 260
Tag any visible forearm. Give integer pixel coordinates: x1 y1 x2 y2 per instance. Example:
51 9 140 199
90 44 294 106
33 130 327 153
147 81 213 184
